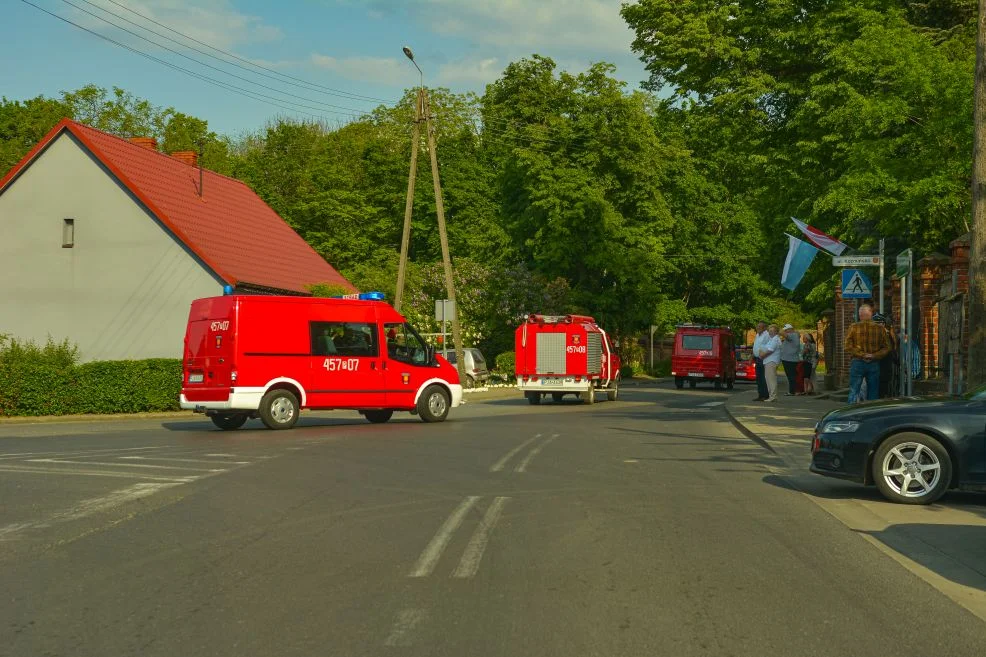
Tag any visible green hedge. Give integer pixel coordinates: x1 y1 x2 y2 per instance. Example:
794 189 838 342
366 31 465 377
494 351 516 374
0 336 182 416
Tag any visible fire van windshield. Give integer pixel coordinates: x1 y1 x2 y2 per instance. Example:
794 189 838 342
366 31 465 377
681 335 713 351
384 322 433 366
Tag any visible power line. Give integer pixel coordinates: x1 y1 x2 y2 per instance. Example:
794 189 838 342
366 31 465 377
58 0 369 115
18 0 363 122
98 0 391 105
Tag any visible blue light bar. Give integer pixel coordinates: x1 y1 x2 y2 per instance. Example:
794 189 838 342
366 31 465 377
223 285 234 295
329 291 386 301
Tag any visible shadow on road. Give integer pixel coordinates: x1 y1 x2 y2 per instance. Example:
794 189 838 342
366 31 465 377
859 523 986 592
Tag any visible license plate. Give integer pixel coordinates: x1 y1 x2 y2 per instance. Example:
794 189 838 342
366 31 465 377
188 373 204 383
688 372 705 378
540 378 562 385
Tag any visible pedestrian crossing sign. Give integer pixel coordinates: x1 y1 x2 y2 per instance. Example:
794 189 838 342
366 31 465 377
841 269 872 299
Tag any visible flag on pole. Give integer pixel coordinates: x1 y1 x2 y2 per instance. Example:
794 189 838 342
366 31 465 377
791 217 848 255
781 234 819 291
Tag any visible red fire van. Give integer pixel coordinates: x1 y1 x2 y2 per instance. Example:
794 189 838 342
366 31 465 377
670 324 736 390
180 292 462 430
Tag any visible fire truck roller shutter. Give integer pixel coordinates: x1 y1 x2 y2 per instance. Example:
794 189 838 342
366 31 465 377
536 333 566 374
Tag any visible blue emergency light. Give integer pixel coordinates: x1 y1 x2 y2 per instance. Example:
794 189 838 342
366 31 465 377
330 291 386 301
223 285 234 295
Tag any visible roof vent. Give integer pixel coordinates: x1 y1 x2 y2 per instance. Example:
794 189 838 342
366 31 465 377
171 151 198 167
129 137 158 151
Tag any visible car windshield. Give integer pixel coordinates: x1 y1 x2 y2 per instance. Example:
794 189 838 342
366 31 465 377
736 350 752 362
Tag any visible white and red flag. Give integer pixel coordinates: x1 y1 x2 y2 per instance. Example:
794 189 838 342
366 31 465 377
790 217 848 256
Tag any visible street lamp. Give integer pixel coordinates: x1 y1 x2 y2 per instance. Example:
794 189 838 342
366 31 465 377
402 46 423 89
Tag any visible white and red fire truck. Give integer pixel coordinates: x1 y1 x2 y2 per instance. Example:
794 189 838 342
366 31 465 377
514 314 622 405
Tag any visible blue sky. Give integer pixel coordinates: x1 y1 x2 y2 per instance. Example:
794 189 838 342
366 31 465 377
2 0 652 136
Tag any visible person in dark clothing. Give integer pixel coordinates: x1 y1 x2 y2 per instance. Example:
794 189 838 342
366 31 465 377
874 313 898 398
779 324 802 395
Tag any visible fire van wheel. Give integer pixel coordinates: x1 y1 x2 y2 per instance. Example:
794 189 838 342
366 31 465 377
211 413 247 431
714 380 723 391
527 392 541 405
689 380 697 389
675 377 684 389
607 377 620 402
583 386 595 405
364 410 393 424
552 393 565 402
259 389 299 430
418 386 450 423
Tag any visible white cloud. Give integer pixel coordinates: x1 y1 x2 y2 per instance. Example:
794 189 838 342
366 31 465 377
360 0 635 55
310 53 407 86
70 0 283 51
436 57 501 86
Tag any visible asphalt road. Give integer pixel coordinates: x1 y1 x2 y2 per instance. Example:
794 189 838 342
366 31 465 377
2 384 986 657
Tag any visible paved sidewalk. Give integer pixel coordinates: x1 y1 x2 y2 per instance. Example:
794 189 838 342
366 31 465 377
724 391 843 468
725 389 986 623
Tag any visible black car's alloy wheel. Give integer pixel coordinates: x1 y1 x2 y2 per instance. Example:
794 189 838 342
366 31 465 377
873 432 951 505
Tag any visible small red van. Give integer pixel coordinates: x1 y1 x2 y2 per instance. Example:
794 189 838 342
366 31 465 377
180 292 462 430
670 324 736 390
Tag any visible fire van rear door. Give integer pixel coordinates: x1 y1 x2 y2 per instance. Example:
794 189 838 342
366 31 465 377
183 300 235 400
678 333 716 377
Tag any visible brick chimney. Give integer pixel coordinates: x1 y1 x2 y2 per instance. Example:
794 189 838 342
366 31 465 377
171 150 198 167
129 137 158 151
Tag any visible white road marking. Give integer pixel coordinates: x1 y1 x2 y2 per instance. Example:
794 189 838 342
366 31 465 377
514 434 559 473
697 401 726 408
409 496 481 578
453 497 510 579
26 459 225 472
0 465 195 482
119 456 250 465
205 453 238 457
383 608 427 647
0 482 180 540
490 435 541 472
0 446 166 461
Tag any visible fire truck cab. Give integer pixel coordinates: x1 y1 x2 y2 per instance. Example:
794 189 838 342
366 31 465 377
514 314 621 405
671 324 736 390
180 292 462 430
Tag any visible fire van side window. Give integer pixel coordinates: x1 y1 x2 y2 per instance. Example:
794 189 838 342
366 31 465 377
310 322 378 357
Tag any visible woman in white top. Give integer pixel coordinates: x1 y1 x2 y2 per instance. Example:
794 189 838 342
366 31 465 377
759 324 782 402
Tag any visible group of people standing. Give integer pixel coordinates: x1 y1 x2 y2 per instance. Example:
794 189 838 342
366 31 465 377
751 322 819 402
749 304 902 404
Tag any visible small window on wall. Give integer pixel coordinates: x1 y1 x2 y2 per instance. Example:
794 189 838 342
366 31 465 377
62 218 74 248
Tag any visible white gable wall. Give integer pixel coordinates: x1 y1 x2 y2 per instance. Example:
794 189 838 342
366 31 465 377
0 133 223 361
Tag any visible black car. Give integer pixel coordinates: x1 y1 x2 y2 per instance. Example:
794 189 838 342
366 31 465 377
811 389 986 504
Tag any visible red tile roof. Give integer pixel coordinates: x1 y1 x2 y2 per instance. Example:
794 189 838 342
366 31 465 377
0 119 354 295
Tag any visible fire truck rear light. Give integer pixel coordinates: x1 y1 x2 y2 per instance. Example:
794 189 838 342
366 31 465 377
532 376 539 382
574 375 582 382
231 371 237 382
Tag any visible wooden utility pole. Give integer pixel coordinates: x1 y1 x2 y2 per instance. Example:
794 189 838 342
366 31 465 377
393 84 467 383
394 89 423 313
423 93 467 384
969 0 986 386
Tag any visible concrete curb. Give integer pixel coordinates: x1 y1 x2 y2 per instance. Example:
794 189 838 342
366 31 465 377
0 411 194 425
